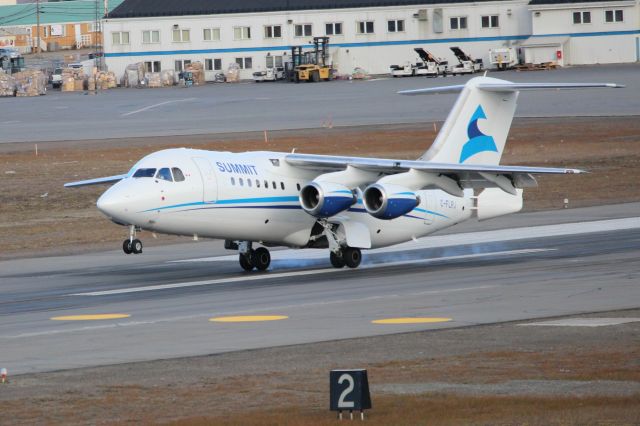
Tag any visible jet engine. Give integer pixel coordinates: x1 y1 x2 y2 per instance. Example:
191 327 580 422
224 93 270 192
299 181 356 218
363 183 419 220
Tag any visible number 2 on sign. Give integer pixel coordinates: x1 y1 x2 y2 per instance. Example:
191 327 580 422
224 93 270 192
338 373 355 408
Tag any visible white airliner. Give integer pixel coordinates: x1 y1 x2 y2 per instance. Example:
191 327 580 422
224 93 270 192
66 76 621 271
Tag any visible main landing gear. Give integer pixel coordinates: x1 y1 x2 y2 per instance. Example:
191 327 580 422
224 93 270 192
122 225 143 255
329 247 362 269
236 241 271 272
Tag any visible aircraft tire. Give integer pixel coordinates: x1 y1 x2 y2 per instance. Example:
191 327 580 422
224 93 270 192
131 239 143 254
330 251 345 268
239 253 254 271
252 247 271 271
343 247 362 268
122 239 133 254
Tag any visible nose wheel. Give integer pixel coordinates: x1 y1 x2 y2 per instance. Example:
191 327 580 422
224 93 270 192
122 225 143 254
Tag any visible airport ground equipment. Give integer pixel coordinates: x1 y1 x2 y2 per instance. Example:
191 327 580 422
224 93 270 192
449 46 483 75
414 48 448 77
389 61 415 77
253 54 286 82
0 47 25 74
489 47 518 70
330 369 372 420
291 36 334 82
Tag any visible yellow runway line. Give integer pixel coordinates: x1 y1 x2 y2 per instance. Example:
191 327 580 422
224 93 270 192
51 314 131 321
210 315 288 323
372 317 452 324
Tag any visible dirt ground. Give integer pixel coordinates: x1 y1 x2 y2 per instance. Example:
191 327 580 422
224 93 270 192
1 309 639 425
1 116 639 259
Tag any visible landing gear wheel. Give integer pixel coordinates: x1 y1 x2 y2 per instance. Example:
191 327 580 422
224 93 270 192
122 239 133 254
252 247 271 271
239 253 254 271
343 247 362 268
131 239 143 254
330 251 345 268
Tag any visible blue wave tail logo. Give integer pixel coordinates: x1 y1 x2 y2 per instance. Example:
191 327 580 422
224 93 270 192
459 105 498 163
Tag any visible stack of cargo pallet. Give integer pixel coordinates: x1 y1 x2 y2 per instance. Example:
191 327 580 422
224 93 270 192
0 71 16 96
123 62 145 87
14 70 47 96
186 62 205 85
161 70 175 86
225 63 240 83
146 72 162 88
61 67 86 92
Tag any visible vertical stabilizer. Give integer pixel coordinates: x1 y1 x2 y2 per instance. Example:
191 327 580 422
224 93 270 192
419 77 518 165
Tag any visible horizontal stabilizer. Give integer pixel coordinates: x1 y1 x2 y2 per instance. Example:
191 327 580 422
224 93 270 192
399 82 624 96
64 174 127 188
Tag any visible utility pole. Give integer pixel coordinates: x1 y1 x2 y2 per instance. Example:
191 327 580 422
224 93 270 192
35 0 40 54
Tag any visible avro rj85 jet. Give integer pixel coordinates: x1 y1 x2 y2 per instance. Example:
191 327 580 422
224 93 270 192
66 77 621 271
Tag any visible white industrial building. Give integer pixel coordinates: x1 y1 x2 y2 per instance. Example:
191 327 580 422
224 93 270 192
103 0 640 80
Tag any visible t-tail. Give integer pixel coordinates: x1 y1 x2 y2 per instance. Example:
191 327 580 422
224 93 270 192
400 77 623 165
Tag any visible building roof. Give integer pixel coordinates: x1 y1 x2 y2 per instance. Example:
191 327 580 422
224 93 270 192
0 0 124 27
529 0 625 4
109 0 515 19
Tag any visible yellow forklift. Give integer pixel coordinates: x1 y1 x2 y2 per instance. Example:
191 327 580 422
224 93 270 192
290 37 333 83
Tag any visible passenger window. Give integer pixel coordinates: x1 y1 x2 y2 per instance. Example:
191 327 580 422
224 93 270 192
156 168 173 182
248 179 252 187
264 180 269 189
231 177 235 185
256 180 260 188
272 181 276 189
281 182 285 190
296 183 300 191
133 168 156 178
172 167 185 182
239 178 244 186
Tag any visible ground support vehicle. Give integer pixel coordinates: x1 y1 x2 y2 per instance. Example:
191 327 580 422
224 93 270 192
390 62 415 77
414 48 448 77
489 48 518 70
291 37 334 83
449 46 483 75
253 55 286 82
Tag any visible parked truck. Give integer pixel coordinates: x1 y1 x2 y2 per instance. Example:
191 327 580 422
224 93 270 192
448 46 483 75
414 48 448 77
489 47 518 70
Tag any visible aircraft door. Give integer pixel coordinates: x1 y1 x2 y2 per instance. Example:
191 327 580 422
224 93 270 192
192 157 218 202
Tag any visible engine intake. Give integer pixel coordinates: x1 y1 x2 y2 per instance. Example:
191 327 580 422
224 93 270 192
363 183 419 220
300 181 356 218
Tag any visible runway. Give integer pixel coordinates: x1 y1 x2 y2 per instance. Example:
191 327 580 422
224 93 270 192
1 203 639 374
0 64 638 143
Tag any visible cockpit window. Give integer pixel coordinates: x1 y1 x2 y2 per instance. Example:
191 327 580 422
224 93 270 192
172 167 185 182
156 168 173 182
133 168 156 178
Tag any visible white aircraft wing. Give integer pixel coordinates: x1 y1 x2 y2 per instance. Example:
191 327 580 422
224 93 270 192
285 153 584 194
64 174 128 188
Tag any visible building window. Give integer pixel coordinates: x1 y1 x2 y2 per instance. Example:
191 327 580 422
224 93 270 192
172 28 190 42
235 57 252 69
573 11 591 24
357 21 374 34
142 30 159 44
481 15 499 28
325 22 342 36
294 24 312 37
203 27 220 41
144 61 161 72
605 9 623 23
450 16 467 30
234 26 251 40
264 25 282 38
387 19 404 32
112 31 129 45
205 58 222 71
174 59 191 72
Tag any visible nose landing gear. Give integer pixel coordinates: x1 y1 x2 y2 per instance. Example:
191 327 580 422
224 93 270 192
122 225 143 255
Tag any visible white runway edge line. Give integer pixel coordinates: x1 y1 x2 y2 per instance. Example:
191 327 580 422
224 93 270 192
121 98 197 117
173 217 640 263
72 248 552 297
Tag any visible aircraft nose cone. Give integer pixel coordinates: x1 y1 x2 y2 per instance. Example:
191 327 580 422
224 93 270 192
97 188 126 219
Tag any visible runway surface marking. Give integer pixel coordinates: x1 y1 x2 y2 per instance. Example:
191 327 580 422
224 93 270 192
520 318 640 327
121 98 197 117
372 317 452 324
1 285 498 339
72 248 552 296
210 315 288 323
50 314 131 321
172 217 639 263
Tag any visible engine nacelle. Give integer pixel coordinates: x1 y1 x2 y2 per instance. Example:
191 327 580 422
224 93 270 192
299 181 356 218
363 183 419 220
